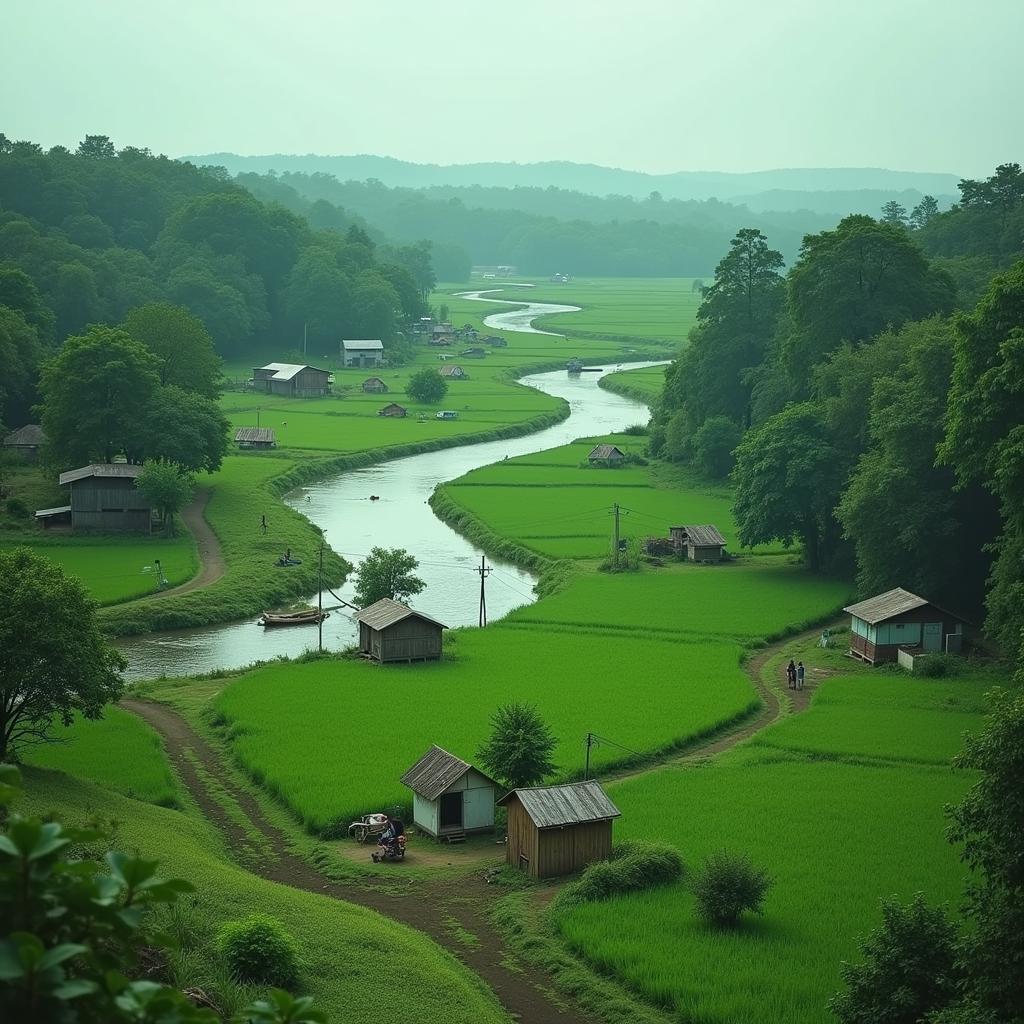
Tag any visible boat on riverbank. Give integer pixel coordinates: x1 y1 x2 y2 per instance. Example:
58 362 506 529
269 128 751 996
259 608 329 627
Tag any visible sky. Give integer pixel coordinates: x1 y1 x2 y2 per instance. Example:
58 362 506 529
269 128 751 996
3 0 1021 177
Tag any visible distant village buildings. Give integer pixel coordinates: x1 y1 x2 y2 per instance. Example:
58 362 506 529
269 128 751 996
341 339 385 368
439 365 468 380
253 363 331 398
845 588 967 665
362 376 388 393
670 525 727 562
378 402 407 418
588 444 625 465
2 423 44 462
39 464 152 533
234 427 276 450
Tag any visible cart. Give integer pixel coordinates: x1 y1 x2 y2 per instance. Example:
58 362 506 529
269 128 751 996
348 812 389 843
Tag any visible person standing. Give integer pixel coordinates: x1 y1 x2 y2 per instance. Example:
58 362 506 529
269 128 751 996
796 661 805 690
786 660 797 689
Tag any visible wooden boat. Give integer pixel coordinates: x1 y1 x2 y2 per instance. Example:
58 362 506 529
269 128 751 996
258 608 329 627
566 358 584 374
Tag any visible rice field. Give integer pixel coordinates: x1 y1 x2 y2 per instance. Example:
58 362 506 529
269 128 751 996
599 364 669 402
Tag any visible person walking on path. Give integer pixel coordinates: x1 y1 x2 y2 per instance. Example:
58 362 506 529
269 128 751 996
796 661 805 690
786 660 797 689
260 514 268 535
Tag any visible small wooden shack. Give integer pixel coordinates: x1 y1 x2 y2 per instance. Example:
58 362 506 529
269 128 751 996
378 402 407 418
341 339 384 367
362 377 388 393
670 524 726 562
460 347 487 358
845 587 967 665
3 423 44 462
354 598 446 663
234 427 276 449
499 781 621 879
588 444 625 465
485 335 507 347
57 464 151 533
439 365 467 379
253 363 331 397
401 745 498 840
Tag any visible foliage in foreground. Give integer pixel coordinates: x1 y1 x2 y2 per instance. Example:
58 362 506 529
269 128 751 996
476 702 557 789
0 764 321 1023
217 915 300 988
692 850 772 927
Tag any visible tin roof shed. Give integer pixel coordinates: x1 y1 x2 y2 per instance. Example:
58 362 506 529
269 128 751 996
498 780 621 828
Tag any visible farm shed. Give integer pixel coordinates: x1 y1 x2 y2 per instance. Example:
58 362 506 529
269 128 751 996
253 363 331 398
400 745 498 840
588 444 625 465
498 780 621 879
378 402 407 418
845 587 966 665
670 524 727 562
362 376 388 393
439 364 468 379
3 423 44 462
354 598 447 663
234 427 276 449
58 464 151 533
341 339 384 367
461 347 487 358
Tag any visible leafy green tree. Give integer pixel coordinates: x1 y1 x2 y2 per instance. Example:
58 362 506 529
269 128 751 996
136 385 229 473
910 195 940 231
406 367 448 404
39 325 160 465
880 201 909 229
476 702 557 789
0 548 125 760
352 547 425 607
137 461 194 534
690 416 742 479
348 273 400 340
76 134 116 159
732 402 843 571
283 247 351 350
0 306 42 428
0 266 55 340
122 302 222 397
829 895 960 1024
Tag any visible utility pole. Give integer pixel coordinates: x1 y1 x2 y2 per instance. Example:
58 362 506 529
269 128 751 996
613 502 621 569
584 732 595 779
303 321 308 356
317 543 324 653
476 555 492 627
256 406 261 429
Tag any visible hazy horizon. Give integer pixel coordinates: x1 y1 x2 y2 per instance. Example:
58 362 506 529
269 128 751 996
3 0 1022 178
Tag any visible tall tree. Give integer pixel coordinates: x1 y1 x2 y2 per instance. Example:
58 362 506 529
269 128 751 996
352 547 425 607
880 200 909 229
122 302 222 397
0 306 41 428
910 195 940 231
38 325 159 465
476 703 557 789
137 384 230 472
137 460 194 533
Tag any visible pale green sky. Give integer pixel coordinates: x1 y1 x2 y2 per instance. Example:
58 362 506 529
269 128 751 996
2 0 1021 175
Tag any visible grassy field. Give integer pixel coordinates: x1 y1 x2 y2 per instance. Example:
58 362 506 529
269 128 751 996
550 654 995 1024
599 364 668 403
23 706 181 807
18 768 508 1024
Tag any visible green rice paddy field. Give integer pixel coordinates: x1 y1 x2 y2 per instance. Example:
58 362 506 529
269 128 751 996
599 364 668 402
553 664 994 1024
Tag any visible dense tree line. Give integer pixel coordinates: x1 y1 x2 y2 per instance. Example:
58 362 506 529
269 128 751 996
652 163 1024 661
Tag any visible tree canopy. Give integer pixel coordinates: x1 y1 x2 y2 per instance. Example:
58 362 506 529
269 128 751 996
476 702 557 789
352 547 426 608
406 367 448 404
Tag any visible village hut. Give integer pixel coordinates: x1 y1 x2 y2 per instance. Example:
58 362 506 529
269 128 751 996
588 443 625 465
431 322 454 344
253 363 331 398
378 402 407 418
354 598 447 663
844 587 967 665
400 745 498 840
460 347 487 358
3 423 44 462
53 464 151 533
234 427 276 449
362 376 388 393
485 335 507 347
341 339 385 367
439 365 468 379
669 524 727 562
498 780 621 879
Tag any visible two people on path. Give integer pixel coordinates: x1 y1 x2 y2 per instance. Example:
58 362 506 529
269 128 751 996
787 659 806 690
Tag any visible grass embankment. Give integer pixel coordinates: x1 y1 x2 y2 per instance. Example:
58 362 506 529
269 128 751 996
18 768 508 1024
552 658 995 1024
599 364 668 404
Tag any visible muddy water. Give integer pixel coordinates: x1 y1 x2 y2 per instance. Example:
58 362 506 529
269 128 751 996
118 297 661 680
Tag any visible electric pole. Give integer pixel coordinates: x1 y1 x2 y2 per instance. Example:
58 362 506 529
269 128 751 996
303 321 308 356
613 502 620 568
585 732 595 779
476 555 492 627
317 542 324 653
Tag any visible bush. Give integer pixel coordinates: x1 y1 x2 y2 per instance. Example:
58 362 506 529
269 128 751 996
406 366 448 404
217 913 300 987
621 423 648 435
692 850 771 927
557 842 683 907
914 653 963 678
4 497 28 518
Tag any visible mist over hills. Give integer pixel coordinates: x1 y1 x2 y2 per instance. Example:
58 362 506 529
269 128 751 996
184 152 959 211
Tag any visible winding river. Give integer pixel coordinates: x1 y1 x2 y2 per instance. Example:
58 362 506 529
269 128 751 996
118 294 660 680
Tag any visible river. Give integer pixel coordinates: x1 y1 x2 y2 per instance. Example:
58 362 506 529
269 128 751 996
118 296 659 680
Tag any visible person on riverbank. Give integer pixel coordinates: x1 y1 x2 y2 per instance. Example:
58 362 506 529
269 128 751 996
786 660 797 689
260 514 267 535
796 661 805 690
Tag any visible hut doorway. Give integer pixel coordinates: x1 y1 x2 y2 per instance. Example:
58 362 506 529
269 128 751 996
923 622 943 652
439 792 463 831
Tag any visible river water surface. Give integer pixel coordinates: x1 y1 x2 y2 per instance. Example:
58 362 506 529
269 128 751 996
118 296 661 680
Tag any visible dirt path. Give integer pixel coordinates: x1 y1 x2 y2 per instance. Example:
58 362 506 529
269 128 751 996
138 490 225 600
122 698 588 1024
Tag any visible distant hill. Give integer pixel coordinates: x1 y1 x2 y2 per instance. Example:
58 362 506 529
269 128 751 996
183 152 960 205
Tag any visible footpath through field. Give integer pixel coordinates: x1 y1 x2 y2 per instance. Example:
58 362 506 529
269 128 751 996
122 621 829 1024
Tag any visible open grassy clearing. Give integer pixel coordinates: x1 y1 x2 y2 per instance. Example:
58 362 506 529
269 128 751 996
22 706 181 807
599 364 668 403
18 768 508 1024
552 659 988 1024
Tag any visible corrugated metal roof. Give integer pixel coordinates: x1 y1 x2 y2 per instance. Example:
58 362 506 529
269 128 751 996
34 505 71 518
497 780 621 828
341 339 384 350
400 745 496 800
353 597 448 631
589 444 624 460
673 524 726 547
3 424 44 447
59 464 144 486
257 363 329 381
440 365 465 376
234 427 276 443
844 587 929 624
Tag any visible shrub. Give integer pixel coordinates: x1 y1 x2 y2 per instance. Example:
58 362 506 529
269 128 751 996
621 423 649 435
4 497 28 518
914 654 963 678
557 842 683 907
217 913 300 987
692 850 771 927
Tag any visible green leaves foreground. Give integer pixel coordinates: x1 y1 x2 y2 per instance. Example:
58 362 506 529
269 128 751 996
0 764 323 1023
